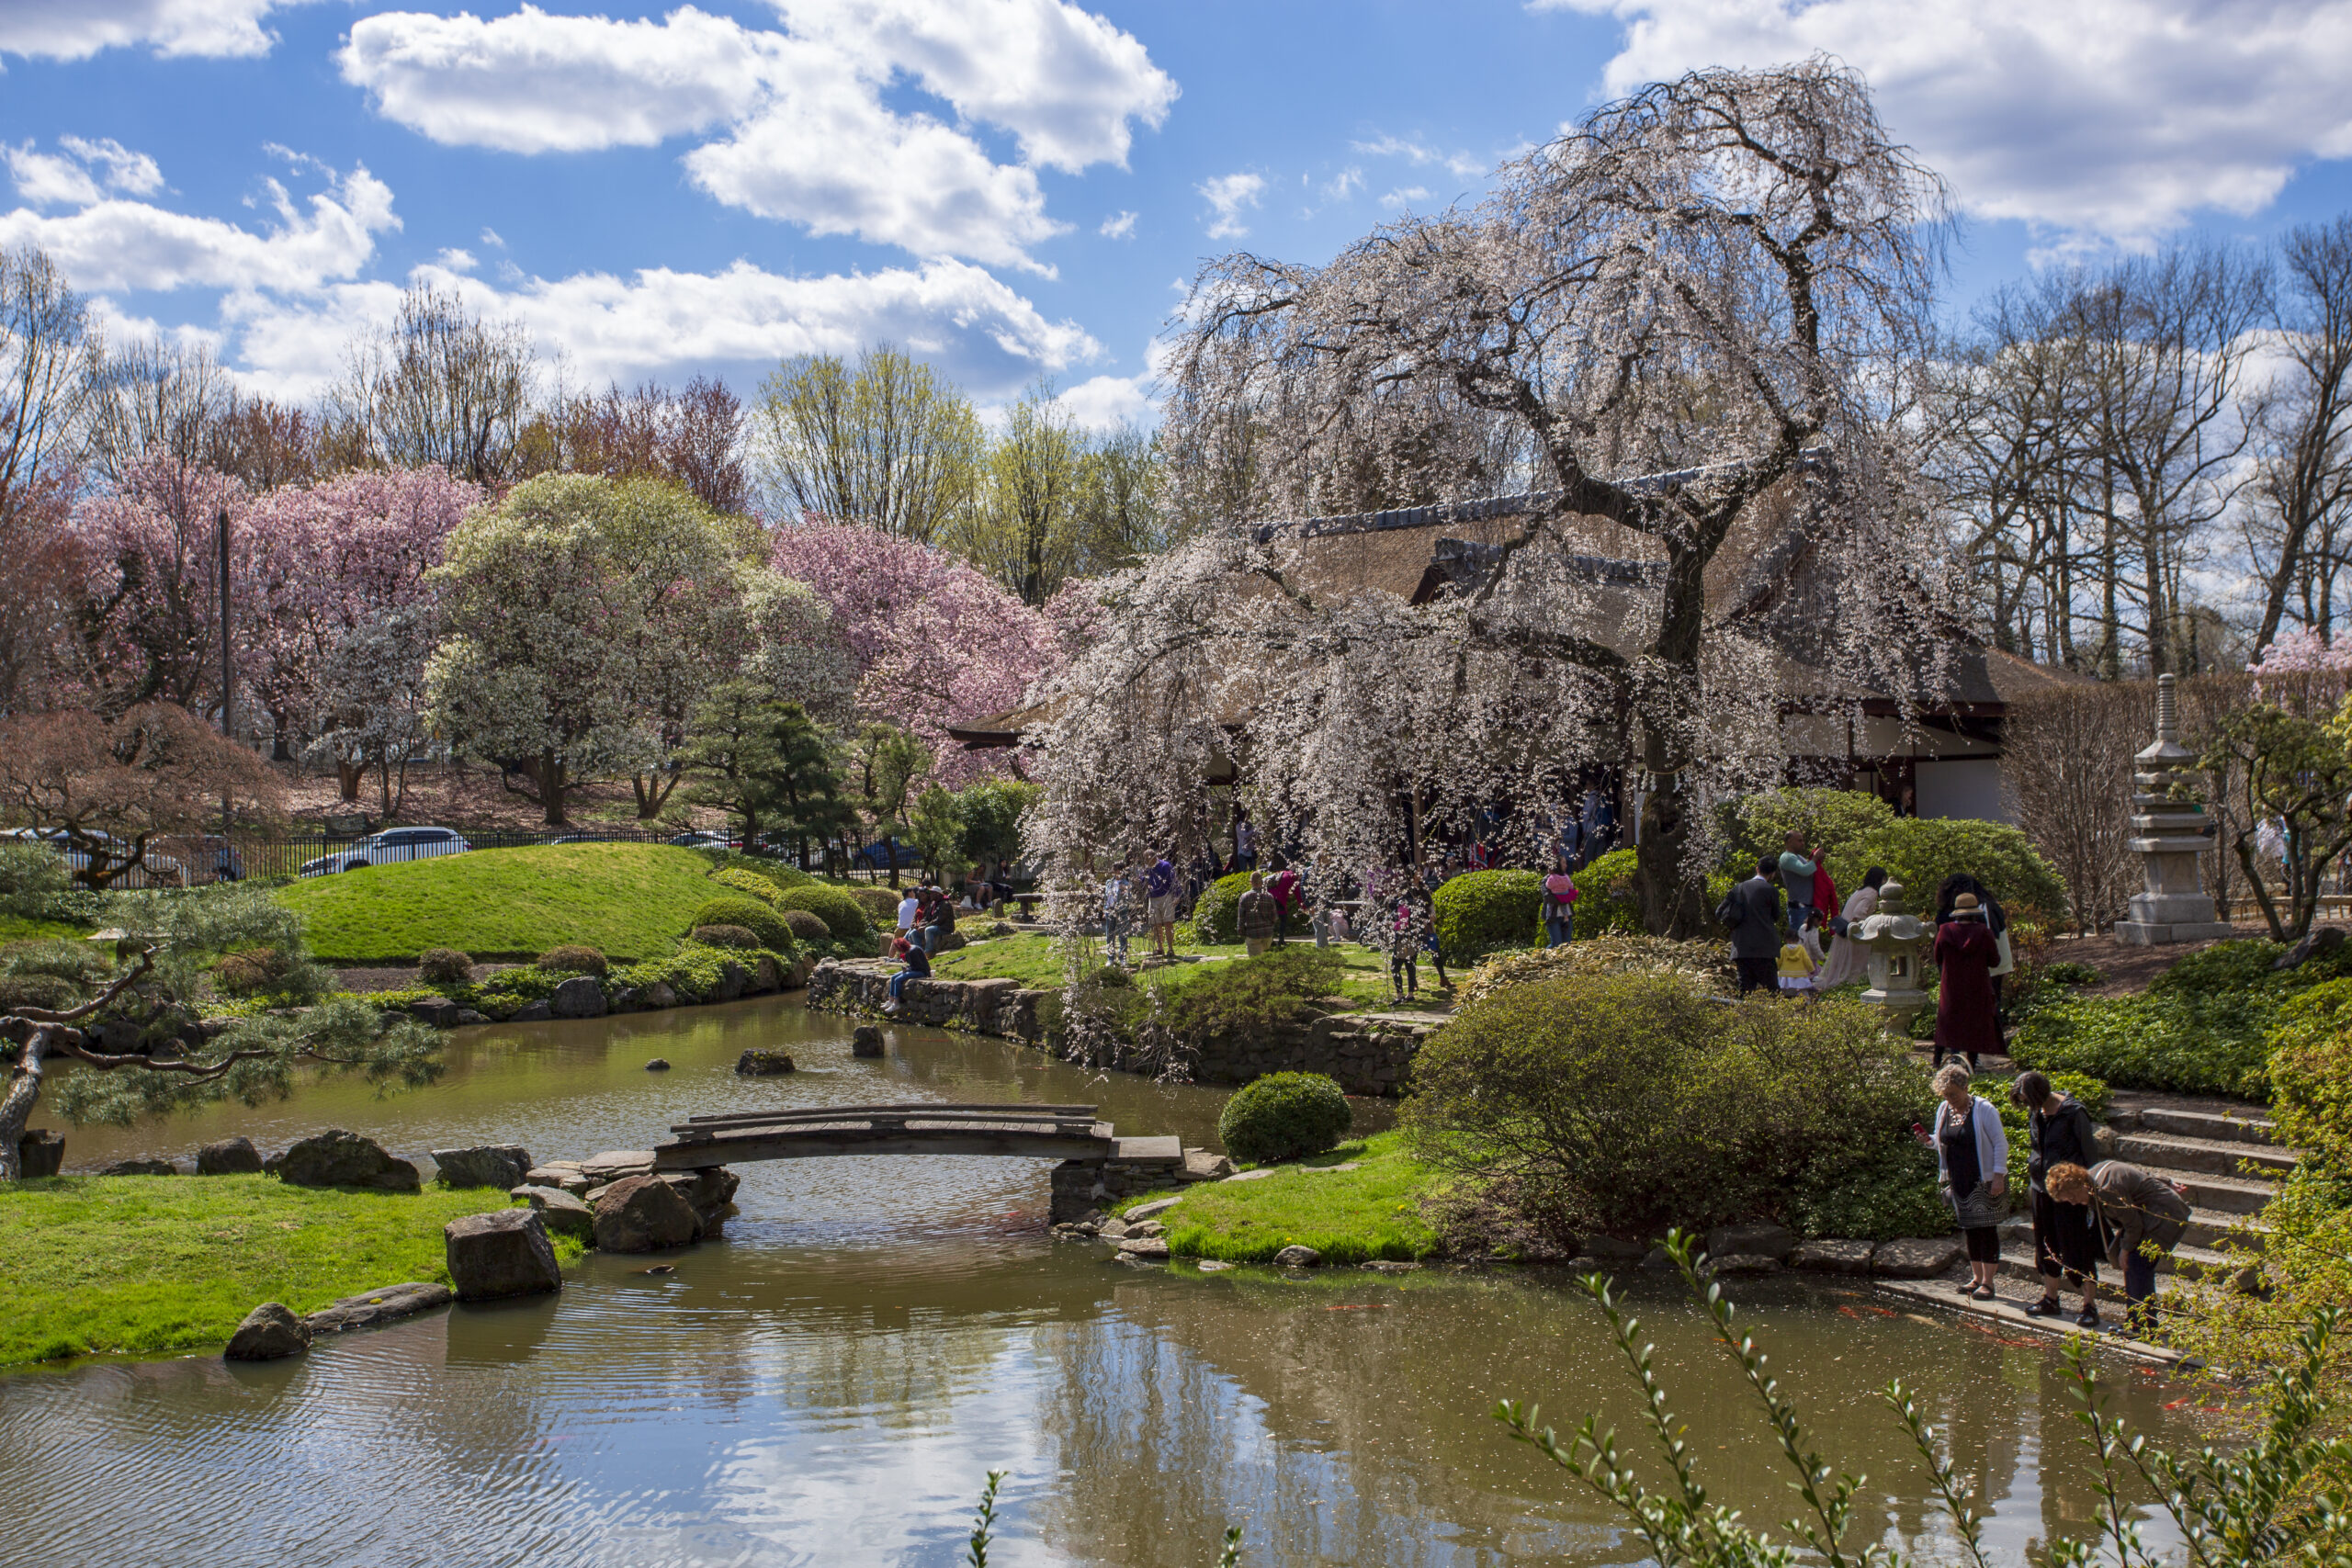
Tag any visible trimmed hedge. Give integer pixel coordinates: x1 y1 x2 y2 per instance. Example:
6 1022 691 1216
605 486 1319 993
779 908 831 942
1713 787 1896 877
1218 1072 1353 1165
416 947 473 985
1568 849 1643 936
537 944 608 976
844 886 901 921
712 867 784 905
776 885 873 944
687 897 797 953
1826 818 2068 927
692 924 760 950
1432 869 1542 961
1189 872 1253 943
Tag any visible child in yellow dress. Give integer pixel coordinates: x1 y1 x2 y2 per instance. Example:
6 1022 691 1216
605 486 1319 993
1777 930 1819 998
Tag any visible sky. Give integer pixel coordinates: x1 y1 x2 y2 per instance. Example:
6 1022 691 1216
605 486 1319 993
6 0 2352 429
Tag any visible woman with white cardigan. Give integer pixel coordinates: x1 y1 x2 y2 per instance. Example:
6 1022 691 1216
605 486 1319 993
1928 1061 2008 1299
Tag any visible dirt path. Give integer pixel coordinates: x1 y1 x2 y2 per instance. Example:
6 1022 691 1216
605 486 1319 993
2044 922 2283 997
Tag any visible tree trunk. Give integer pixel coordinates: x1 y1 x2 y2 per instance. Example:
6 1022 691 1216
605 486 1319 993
337 759 364 802
885 834 901 890
0 1026 53 1181
537 750 567 826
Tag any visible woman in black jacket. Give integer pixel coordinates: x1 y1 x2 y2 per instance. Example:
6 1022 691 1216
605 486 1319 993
2013 1070 2104 1326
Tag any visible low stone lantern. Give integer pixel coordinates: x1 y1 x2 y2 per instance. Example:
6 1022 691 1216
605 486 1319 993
1855 878 1931 1032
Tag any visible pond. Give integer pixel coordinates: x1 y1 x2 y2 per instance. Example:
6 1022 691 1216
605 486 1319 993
9 1000 2209 1566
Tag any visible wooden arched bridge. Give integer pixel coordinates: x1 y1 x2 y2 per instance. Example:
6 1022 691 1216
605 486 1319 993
653 1102 1181 1170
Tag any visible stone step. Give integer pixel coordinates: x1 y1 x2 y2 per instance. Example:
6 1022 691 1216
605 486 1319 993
2129 1106 2278 1147
1994 1238 2235 1288
2169 1168 2279 1216
2112 1131 2297 1179
2184 1207 2268 1252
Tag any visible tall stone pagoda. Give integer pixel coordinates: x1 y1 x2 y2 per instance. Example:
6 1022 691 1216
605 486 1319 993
2114 673 2233 946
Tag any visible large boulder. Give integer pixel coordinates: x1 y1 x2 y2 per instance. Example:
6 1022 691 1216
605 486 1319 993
548 976 606 1020
266 1129 421 1191
100 1157 176 1176
1272 1245 1322 1269
735 1049 796 1076
592 1173 702 1253
15 1129 63 1178
304 1282 452 1335
658 1168 740 1228
432 1145 532 1190
1871 1236 1964 1279
510 1185 595 1240
508 1000 553 1022
443 1209 562 1301
2277 926 2346 970
196 1136 263 1176
409 997 463 1029
851 1025 884 1058
1704 1222 1798 1263
224 1301 311 1361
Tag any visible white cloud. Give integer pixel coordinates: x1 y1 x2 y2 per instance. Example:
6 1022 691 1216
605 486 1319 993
1197 172 1263 240
1319 167 1364 202
1537 0 2352 243
479 227 506 250
435 246 477 273
1350 133 1488 182
1099 209 1136 239
1053 369 1153 429
338 1 1172 271
0 162 395 292
0 0 311 61
6 136 164 208
1380 185 1431 209
220 257 1102 401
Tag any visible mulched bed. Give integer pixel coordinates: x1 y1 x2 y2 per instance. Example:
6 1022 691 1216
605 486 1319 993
2044 921 2282 997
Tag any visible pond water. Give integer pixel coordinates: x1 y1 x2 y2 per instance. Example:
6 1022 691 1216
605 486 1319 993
9 1001 2208 1567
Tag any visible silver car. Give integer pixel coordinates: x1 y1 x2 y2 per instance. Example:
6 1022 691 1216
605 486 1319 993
300 826 471 876
0 827 188 887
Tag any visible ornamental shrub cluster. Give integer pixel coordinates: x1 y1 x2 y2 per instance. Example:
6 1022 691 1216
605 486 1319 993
1402 971 1930 1250
212 945 300 997
692 924 760 950
712 867 784 905
1217 1071 1353 1165
1161 945 1345 1044
779 908 831 942
1188 872 1253 943
1430 869 1542 961
1568 849 1643 936
688 897 797 952
776 885 871 944
537 944 608 976
1825 817 2068 927
416 947 473 985
844 886 900 921
1712 786 1896 877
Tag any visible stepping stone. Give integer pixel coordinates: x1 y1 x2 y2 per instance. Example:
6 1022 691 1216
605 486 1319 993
1790 1239 1876 1273
1872 1236 1964 1278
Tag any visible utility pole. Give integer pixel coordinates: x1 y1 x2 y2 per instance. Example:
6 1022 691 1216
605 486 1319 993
219 505 233 860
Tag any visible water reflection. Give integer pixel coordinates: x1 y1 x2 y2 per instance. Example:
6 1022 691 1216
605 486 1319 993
7 1001 2200 1566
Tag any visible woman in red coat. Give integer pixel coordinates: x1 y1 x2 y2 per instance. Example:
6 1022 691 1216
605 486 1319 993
1931 892 2000 1072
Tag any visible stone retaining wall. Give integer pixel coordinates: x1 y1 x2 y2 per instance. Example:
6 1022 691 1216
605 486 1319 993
806 958 1431 1096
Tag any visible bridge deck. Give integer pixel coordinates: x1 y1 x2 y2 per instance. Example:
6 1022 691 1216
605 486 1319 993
650 1101 1176 1170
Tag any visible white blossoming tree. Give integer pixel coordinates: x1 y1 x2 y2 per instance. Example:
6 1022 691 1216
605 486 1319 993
1028 60 1961 934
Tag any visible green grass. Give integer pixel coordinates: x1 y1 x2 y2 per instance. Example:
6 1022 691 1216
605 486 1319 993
276 842 737 963
1143 1132 1440 1265
0 914 93 944
929 931 1448 1013
0 1175 578 1364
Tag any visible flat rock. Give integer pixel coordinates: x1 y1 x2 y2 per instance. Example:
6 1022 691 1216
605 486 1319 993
444 1209 562 1301
1272 1245 1322 1269
196 1136 262 1176
1790 1239 1877 1274
1125 1220 1166 1239
303 1282 452 1335
410 997 462 1029
1872 1235 1964 1279
524 1164 592 1196
1182 1149 1235 1180
1125 1198 1182 1223
1705 1222 1798 1262
1096 1218 1130 1239
1222 1168 1276 1183
100 1158 175 1176
1707 1254 1782 1276
224 1301 311 1361
548 976 607 1019
508 1000 552 1022
510 1185 595 1240
432 1145 531 1190
266 1130 420 1191
1195 1258 1236 1272
1117 1237 1170 1259
735 1049 797 1076
580 1150 655 1182
593 1173 701 1253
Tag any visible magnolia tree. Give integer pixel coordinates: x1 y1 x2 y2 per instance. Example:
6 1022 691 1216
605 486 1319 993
1027 61 1959 934
241 467 479 802
770 520 1056 785
62 456 248 716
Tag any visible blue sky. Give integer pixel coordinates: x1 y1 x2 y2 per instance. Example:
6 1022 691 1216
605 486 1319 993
6 0 2352 425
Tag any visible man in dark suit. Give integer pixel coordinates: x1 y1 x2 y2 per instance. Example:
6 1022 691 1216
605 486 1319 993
1718 855 1785 997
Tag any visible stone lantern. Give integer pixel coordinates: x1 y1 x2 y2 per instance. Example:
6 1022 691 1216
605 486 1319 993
2115 673 2233 946
1855 878 1931 1032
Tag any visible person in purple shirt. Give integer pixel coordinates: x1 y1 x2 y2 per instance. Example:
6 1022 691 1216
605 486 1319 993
1145 851 1178 961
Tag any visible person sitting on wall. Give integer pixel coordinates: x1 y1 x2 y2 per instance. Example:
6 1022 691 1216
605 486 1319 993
882 931 932 1013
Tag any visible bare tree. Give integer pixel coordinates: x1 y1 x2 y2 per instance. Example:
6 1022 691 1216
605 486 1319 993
1057 59 1954 934
327 285 537 486
84 334 234 483
754 344 982 542
2245 218 2352 650
0 244 95 711
2001 682 2142 933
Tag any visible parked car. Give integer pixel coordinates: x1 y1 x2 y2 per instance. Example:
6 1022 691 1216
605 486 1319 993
845 839 923 872
300 826 470 876
0 827 188 887
668 830 738 851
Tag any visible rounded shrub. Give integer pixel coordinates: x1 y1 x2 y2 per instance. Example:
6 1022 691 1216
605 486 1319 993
1712 786 1896 877
1826 818 2068 929
1569 849 1643 936
0 973 79 1011
214 945 297 997
1188 872 1253 943
417 947 474 985
845 886 901 921
713 867 784 905
1432 869 1542 961
692 924 761 950
688 897 796 952
775 885 872 943
1217 1071 1353 1165
538 944 608 976
780 908 831 942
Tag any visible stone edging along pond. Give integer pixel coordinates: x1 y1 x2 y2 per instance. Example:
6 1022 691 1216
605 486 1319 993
805 958 1435 1097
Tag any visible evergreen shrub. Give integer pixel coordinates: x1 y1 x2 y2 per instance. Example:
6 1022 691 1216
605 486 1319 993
691 925 760 950
1432 869 1542 961
1826 818 2067 928
537 944 608 976
1188 872 1254 943
845 886 901 920
690 897 797 951
780 908 831 942
213 946 298 997
1712 786 1895 876
416 947 474 985
1217 1071 1353 1165
712 868 783 905
1164 946 1344 1043
1569 850 1643 935
775 886 872 943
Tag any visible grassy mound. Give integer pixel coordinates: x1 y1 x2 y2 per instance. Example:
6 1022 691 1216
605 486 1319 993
277 842 729 963
0 1174 572 1364
1149 1132 1437 1264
